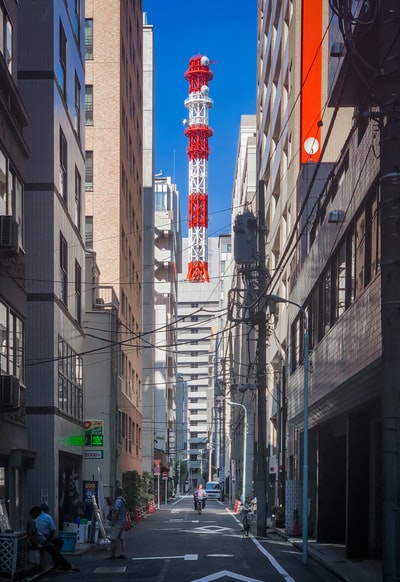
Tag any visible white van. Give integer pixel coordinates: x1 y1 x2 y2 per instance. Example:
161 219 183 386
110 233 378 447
205 481 221 500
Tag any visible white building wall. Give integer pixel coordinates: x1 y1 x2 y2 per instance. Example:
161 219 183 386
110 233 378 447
142 14 156 474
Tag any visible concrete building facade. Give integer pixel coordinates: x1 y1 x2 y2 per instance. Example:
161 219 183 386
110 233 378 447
18 0 86 525
257 0 383 560
177 237 222 489
0 0 32 531
153 176 181 490
141 13 155 477
225 116 257 504
85 0 143 482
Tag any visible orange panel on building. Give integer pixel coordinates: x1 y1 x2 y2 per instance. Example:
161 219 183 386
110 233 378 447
301 0 323 163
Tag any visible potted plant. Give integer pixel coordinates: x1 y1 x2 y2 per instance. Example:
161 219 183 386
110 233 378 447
272 505 285 528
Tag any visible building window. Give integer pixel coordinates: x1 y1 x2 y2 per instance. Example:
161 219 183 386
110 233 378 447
0 150 23 246
60 233 68 305
0 301 24 381
58 337 83 419
191 328 198 334
0 150 6 215
190 363 198 368
191 303 199 308
73 0 81 43
59 128 67 201
58 22 67 98
75 260 81 325
0 5 13 73
85 216 93 249
355 209 366 297
85 19 93 60
85 85 93 125
191 316 199 322
74 167 81 231
85 151 93 191
369 190 380 280
74 73 81 138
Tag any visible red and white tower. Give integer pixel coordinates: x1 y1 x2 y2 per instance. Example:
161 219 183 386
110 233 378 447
184 55 213 283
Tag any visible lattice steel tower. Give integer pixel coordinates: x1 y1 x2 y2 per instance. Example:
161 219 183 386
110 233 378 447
184 55 213 282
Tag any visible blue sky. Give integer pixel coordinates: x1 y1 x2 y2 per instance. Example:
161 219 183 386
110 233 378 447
143 1 257 237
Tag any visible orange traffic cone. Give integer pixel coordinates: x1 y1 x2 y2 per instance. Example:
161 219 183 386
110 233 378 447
293 508 301 536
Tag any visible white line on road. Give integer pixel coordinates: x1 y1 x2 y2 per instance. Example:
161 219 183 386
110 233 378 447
250 535 297 582
131 554 198 561
225 508 297 582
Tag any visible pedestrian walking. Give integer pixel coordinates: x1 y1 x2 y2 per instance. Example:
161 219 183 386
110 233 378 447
105 487 127 560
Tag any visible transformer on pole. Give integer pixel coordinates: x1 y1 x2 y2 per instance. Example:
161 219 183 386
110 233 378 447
184 55 214 282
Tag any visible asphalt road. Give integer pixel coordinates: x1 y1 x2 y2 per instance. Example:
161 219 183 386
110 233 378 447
40 496 338 582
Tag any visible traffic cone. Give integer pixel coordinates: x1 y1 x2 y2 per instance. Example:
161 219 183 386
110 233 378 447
293 508 300 536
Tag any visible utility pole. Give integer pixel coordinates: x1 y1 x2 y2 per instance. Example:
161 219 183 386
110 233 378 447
378 2 400 579
256 179 268 537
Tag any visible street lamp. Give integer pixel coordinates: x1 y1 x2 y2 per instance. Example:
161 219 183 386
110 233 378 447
268 294 309 565
227 400 248 506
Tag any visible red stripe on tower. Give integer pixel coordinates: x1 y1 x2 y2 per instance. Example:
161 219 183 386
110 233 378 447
184 55 214 282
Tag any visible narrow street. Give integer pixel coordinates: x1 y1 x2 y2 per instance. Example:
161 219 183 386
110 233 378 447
37 498 337 582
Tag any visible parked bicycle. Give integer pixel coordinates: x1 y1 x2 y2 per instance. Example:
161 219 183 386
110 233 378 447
241 505 254 537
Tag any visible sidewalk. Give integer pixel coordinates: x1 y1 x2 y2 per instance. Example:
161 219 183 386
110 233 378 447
10 540 106 582
275 528 382 582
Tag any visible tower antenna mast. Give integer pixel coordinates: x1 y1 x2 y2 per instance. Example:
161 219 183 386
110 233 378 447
184 55 214 282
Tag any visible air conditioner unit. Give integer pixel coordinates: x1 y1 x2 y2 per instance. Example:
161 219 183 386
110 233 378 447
95 297 105 305
0 375 20 408
0 216 19 252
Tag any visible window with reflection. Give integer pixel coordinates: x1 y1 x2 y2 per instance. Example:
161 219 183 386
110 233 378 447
58 337 83 419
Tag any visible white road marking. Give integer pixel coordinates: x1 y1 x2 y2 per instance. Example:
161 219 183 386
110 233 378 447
132 554 198 561
225 507 297 582
190 570 263 582
94 567 127 573
251 537 296 582
196 525 231 533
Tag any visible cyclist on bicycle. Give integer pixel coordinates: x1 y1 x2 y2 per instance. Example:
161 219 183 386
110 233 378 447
193 484 206 511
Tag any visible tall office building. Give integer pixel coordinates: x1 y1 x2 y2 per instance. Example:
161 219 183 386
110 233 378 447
0 0 32 531
18 0 86 521
85 1 144 478
177 237 221 488
152 176 181 479
256 0 381 558
141 13 155 476
225 116 257 503
256 0 352 515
